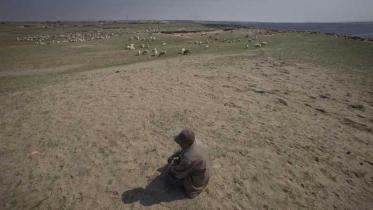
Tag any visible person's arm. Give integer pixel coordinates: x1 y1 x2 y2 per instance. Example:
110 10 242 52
170 158 196 179
167 150 182 163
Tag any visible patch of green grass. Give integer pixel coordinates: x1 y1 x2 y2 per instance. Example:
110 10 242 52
2 23 373 95
262 32 373 73
0 22 216 71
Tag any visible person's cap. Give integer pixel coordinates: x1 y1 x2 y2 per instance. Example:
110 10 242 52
174 129 195 145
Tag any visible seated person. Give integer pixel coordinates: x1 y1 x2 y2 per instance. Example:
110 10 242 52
165 129 210 198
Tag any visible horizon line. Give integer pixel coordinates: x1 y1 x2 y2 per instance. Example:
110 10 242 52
1 19 373 24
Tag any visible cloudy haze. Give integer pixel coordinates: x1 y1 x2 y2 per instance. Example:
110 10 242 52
1 0 373 22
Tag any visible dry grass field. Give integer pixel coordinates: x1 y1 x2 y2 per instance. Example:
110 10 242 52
0 21 373 210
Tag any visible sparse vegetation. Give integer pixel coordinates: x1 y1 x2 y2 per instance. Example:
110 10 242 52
1 21 372 210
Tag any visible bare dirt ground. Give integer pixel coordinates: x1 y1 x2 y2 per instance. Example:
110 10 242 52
1 52 372 209
0 64 83 77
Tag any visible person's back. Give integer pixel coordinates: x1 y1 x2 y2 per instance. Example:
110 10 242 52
179 140 210 198
166 129 210 198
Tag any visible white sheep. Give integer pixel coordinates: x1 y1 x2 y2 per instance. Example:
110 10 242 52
162 42 167 46
152 48 158 56
260 41 268 46
255 43 262 48
127 43 135 50
181 48 191 55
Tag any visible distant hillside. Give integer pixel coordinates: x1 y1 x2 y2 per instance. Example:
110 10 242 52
199 21 373 39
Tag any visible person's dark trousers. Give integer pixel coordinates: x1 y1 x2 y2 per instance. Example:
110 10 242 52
164 164 184 187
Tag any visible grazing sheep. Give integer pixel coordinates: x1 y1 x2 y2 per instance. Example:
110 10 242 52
181 48 191 55
152 48 158 56
260 41 268 46
162 42 167 46
126 43 135 50
255 43 262 48
158 51 166 57
205 44 209 48
245 44 250 49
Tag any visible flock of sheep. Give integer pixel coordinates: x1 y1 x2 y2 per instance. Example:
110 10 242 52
126 43 169 57
17 31 118 45
125 34 193 57
125 30 268 58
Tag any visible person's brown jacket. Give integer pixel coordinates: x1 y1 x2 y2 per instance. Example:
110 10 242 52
170 140 210 198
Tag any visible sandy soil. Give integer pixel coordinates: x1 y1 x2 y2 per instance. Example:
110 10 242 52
0 64 83 77
1 53 372 209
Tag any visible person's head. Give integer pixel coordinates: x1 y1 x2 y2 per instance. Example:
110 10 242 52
174 129 195 149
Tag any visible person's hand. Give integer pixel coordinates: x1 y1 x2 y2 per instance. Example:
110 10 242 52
167 154 177 164
173 156 180 164
167 156 173 164
168 155 181 164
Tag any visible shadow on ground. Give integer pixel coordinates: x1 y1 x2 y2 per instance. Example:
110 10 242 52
121 167 187 206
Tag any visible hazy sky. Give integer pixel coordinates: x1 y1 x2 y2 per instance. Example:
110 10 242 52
1 0 373 22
